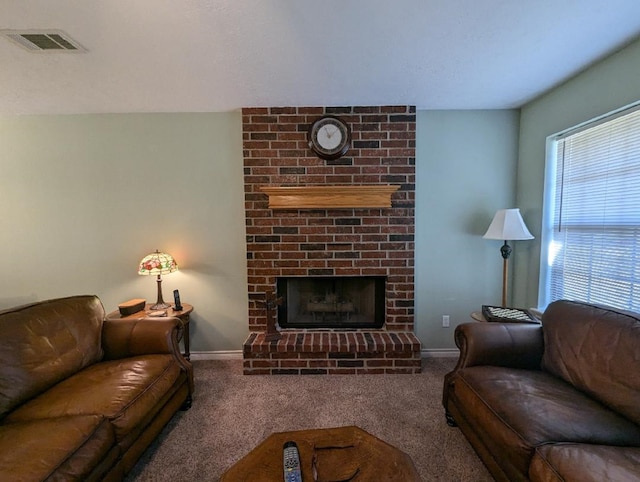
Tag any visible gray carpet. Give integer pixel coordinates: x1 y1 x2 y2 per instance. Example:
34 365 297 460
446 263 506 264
125 358 492 481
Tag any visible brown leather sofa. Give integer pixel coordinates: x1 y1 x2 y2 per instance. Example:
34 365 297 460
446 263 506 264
0 295 194 481
443 299 640 482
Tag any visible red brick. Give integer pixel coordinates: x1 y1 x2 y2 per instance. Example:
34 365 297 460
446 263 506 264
334 268 362 276
298 107 325 115
280 115 309 124
366 359 393 367
244 140 271 149
279 132 307 141
380 106 409 113
269 107 297 115
309 359 335 368
242 107 269 115
252 360 279 368
281 360 309 368
243 106 416 375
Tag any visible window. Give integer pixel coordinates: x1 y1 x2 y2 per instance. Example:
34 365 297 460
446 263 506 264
539 105 640 311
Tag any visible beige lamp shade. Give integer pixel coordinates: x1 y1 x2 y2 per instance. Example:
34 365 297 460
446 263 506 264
483 208 534 241
138 250 178 309
483 209 533 307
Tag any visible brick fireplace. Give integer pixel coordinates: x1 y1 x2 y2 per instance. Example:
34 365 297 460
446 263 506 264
242 106 421 374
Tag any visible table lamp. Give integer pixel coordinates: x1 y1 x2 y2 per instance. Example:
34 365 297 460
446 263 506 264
483 209 533 307
138 249 178 310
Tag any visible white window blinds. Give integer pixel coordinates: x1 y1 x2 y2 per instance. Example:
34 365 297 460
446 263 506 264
548 106 640 311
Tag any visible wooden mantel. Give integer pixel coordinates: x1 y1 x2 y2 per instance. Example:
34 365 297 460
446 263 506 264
259 185 400 209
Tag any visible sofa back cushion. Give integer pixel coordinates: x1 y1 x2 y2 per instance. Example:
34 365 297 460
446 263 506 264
542 300 640 425
0 295 105 419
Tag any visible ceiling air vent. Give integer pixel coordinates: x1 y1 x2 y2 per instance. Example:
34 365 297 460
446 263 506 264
1 29 86 52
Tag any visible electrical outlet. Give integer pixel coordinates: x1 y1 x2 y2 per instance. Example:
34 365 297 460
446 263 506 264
442 315 450 327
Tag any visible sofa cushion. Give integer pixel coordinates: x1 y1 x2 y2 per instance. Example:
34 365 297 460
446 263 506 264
452 366 640 477
530 443 640 482
542 300 640 425
0 295 105 418
0 415 116 482
5 355 184 442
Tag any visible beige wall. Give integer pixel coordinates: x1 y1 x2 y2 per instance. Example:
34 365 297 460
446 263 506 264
0 113 249 353
415 110 520 349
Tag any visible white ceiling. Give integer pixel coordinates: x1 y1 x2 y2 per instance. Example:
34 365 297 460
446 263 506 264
2 0 640 115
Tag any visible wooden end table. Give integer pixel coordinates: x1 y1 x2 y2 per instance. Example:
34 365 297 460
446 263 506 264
106 303 193 360
220 425 420 481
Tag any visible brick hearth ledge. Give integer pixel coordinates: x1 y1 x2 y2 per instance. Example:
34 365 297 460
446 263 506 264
243 330 421 375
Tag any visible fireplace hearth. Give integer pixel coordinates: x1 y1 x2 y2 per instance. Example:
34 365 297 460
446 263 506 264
277 276 385 329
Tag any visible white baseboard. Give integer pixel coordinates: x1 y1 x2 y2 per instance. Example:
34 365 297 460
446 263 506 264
189 348 459 360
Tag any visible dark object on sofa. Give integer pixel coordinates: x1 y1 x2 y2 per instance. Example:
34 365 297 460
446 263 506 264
0 295 194 481
443 299 640 482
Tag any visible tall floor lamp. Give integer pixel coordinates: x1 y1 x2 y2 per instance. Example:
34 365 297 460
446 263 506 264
483 209 533 307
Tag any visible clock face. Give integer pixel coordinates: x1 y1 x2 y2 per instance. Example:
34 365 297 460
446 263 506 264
308 116 350 160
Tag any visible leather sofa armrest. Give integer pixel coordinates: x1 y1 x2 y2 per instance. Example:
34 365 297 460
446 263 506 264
102 317 194 395
443 322 544 418
102 317 182 359
453 322 544 371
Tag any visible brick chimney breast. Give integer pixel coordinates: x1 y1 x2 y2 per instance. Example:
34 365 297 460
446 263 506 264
242 106 419 375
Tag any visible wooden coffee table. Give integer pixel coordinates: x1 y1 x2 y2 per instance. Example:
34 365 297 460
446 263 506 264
219 425 420 481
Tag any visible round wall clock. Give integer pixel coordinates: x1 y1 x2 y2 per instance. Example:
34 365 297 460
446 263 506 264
308 115 351 160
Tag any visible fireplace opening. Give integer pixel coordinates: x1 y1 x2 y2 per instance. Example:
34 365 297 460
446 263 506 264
277 276 386 329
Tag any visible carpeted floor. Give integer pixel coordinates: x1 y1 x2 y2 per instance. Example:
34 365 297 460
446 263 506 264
125 357 492 481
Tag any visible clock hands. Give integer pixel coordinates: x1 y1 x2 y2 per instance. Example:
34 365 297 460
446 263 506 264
323 125 338 138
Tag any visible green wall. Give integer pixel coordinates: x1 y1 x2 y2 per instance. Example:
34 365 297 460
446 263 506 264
415 110 520 349
515 37 640 308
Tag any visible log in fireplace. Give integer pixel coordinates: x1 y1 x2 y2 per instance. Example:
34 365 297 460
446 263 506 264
277 276 385 329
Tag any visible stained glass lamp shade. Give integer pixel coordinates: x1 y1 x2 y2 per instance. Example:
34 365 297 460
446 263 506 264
138 250 178 310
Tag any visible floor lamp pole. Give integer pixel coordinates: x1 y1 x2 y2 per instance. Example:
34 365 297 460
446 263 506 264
500 241 512 307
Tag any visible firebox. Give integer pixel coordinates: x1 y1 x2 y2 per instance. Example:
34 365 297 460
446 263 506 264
277 276 386 329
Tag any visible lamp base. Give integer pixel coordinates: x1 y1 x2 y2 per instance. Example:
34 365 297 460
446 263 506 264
152 275 170 311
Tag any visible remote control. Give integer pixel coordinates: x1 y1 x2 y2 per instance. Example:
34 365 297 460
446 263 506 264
283 441 302 482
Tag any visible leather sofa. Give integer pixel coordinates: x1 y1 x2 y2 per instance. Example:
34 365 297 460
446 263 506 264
442 299 640 482
0 295 194 481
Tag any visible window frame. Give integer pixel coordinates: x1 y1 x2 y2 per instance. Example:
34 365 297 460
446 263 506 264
538 101 640 310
